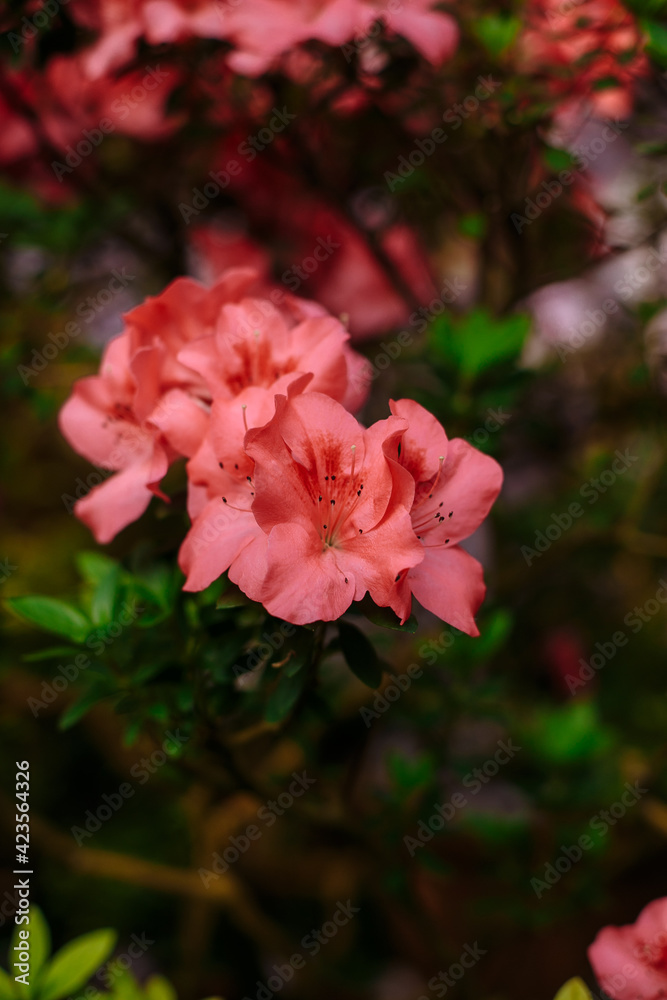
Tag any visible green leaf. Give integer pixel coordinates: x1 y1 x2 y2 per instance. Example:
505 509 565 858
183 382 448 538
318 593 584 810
108 969 142 1000
554 978 593 1000
527 701 612 763
0 966 15 1000
431 309 531 381
473 13 521 55
144 976 177 1000
22 647 81 663
388 750 435 791
39 929 117 1000
642 18 667 65
338 621 383 688
89 565 121 627
543 146 573 172
265 668 307 723
359 599 418 633
458 213 487 240
76 552 119 588
58 688 110 731
5 598 91 644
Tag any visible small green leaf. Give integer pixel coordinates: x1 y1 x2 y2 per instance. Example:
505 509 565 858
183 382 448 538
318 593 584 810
458 213 487 240
554 978 593 1000
473 13 521 55
642 18 667 65
89 565 121 627
22 647 80 663
39 929 117 1000
0 966 15 1000
265 668 307 723
339 621 383 688
58 688 111 731
431 309 531 381
6 598 91 644
76 552 119 588
144 976 178 1000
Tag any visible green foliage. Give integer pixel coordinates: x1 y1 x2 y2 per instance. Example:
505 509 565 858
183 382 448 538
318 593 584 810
430 308 531 382
0 911 217 1000
554 978 593 1000
338 621 384 688
5 597 91 644
472 13 521 56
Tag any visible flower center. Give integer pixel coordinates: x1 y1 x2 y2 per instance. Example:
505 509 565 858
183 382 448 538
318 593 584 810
314 444 365 549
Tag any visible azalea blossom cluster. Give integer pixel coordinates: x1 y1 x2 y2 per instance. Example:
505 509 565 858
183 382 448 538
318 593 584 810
59 269 502 630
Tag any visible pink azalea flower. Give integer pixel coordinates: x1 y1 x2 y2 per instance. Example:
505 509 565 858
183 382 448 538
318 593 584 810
387 399 503 635
177 295 368 412
58 333 207 544
179 375 313 596
589 897 667 1000
181 387 423 624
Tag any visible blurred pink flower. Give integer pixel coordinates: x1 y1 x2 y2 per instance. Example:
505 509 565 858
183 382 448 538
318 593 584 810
518 0 647 124
589 897 667 1000
71 0 458 77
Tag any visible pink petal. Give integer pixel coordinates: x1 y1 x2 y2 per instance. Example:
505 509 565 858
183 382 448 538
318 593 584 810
148 389 209 458
260 521 356 624
180 497 262 592
429 439 503 545
408 545 487 636
74 452 166 544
